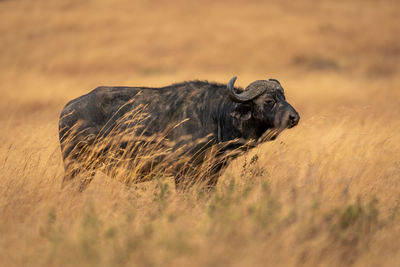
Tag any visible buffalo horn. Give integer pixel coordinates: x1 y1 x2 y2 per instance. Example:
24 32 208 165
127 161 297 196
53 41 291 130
228 77 269 103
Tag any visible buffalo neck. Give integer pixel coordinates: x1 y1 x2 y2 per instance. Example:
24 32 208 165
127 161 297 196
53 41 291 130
213 98 243 143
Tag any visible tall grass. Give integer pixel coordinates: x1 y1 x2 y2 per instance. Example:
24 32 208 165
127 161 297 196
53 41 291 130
1 0 400 266
1 105 399 266
59 100 260 191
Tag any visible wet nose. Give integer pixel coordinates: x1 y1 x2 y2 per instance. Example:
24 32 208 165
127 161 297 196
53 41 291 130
288 112 300 128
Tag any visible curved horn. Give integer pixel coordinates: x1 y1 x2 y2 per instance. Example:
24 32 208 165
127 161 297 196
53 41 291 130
227 76 237 91
268 78 281 85
228 77 269 103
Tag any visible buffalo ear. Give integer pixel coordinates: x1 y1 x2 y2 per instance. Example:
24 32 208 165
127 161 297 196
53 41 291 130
231 103 252 121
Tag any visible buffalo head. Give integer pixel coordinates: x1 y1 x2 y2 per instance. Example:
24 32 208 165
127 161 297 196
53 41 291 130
228 76 300 141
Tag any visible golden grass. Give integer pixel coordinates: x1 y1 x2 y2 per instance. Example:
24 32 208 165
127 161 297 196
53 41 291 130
1 0 400 266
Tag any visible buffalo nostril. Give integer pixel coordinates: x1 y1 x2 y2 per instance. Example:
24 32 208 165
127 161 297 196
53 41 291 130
289 113 299 126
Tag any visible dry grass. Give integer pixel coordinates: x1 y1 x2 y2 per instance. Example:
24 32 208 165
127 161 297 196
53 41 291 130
1 0 400 266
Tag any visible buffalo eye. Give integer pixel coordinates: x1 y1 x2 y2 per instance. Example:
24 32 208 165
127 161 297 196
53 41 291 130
265 99 275 106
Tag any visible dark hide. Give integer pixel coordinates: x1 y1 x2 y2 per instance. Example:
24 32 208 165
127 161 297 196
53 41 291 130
59 78 299 191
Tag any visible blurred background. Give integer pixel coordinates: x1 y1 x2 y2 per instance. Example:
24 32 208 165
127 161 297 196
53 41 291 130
1 0 400 266
1 0 399 125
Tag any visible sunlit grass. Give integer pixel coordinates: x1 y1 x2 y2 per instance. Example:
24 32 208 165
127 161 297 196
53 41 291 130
1 0 400 266
1 107 399 266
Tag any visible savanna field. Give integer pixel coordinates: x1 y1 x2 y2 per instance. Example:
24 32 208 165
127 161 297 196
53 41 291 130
1 0 400 266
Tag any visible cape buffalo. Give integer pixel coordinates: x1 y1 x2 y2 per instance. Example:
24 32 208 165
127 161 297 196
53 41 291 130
59 77 299 191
